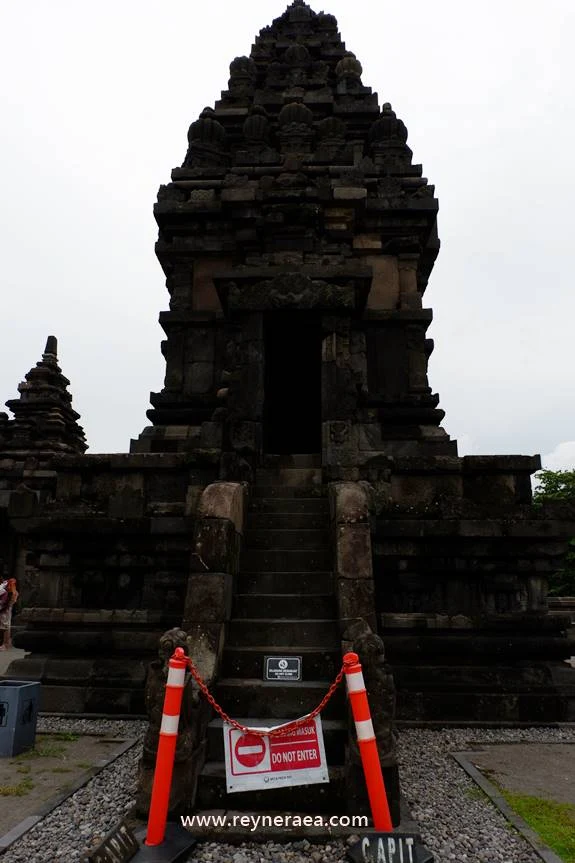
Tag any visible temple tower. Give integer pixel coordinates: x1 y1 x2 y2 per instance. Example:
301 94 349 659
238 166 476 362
131 0 454 472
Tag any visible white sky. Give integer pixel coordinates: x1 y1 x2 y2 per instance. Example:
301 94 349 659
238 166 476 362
1 0 574 470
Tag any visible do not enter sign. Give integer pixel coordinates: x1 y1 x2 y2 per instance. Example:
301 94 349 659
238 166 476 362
224 717 329 793
234 732 266 768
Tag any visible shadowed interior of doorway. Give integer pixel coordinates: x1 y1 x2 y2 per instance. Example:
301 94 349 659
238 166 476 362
264 311 321 454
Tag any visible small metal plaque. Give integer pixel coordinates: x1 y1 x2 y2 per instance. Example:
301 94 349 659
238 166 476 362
84 819 139 863
264 656 302 682
348 834 434 863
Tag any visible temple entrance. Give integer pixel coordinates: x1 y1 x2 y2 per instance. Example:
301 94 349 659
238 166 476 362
263 312 322 453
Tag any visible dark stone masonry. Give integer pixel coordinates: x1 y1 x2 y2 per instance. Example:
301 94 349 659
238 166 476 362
1 0 574 820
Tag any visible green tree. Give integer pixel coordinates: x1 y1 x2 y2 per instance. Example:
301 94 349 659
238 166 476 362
533 469 575 505
533 469 575 596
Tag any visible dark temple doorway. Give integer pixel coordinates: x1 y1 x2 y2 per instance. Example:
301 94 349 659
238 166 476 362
264 312 322 453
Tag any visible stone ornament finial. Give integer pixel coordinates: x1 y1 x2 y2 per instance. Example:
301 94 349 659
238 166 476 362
43 335 58 362
188 116 226 148
158 627 189 666
288 0 313 21
316 12 337 30
336 55 363 80
369 104 409 144
229 56 257 80
278 101 314 127
284 43 311 66
317 116 346 142
185 111 228 168
243 108 270 143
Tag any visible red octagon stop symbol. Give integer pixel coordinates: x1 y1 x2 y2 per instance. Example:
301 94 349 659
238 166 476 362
234 732 266 768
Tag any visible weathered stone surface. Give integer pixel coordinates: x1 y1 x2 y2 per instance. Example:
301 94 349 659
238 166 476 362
335 523 372 579
7 483 38 517
184 573 233 623
108 488 145 518
329 480 370 523
337 577 376 631
193 518 239 573
197 482 245 534
343 619 399 824
0 1 573 834
137 628 212 815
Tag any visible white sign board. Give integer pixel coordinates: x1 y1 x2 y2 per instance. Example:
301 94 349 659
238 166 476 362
223 716 329 793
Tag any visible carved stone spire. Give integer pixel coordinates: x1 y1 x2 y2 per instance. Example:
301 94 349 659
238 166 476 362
166 3 415 183
4 336 87 454
141 1 445 456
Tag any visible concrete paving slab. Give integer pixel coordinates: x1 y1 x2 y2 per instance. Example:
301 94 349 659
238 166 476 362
0 648 27 677
453 751 567 863
464 742 575 806
0 732 135 844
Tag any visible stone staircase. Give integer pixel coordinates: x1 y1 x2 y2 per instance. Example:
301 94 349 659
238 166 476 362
196 454 349 812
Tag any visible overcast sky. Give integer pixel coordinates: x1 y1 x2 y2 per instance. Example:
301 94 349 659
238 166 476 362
1 0 574 471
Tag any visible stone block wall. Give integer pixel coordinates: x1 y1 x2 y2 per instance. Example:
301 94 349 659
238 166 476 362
367 459 575 722
0 452 220 713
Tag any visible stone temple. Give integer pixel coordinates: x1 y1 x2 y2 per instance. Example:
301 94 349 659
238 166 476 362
1 0 574 820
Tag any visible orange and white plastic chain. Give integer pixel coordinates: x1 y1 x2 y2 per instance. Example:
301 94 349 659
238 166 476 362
184 652 344 737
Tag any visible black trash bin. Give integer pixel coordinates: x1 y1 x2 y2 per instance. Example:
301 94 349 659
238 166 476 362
0 680 40 757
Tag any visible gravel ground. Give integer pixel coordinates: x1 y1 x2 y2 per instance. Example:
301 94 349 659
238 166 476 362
397 727 575 863
1 718 146 863
2 722 574 863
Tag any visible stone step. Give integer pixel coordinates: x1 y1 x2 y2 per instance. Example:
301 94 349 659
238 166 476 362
262 454 322 468
227 619 340 649
4 655 148 688
206 717 347 763
241 549 332 572
396 688 575 723
222 646 341 680
214 679 345 719
382 633 571 662
249 498 329 515
255 468 323 488
243 529 329 550
393 663 573 691
247 512 329 530
252 486 326 499
196 763 346 813
13 628 166 655
30 683 145 714
237 572 334 595
233 593 336 619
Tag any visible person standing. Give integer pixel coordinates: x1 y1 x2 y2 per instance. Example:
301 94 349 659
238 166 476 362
0 577 18 650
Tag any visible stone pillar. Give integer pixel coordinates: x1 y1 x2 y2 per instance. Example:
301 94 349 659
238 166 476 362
406 324 431 394
136 628 210 815
166 262 193 312
185 480 245 636
224 312 264 477
322 317 361 470
329 481 377 631
137 481 246 815
329 481 400 824
398 254 421 310
342 618 400 827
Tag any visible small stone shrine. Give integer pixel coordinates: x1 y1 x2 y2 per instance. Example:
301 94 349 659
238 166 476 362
1 0 574 821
